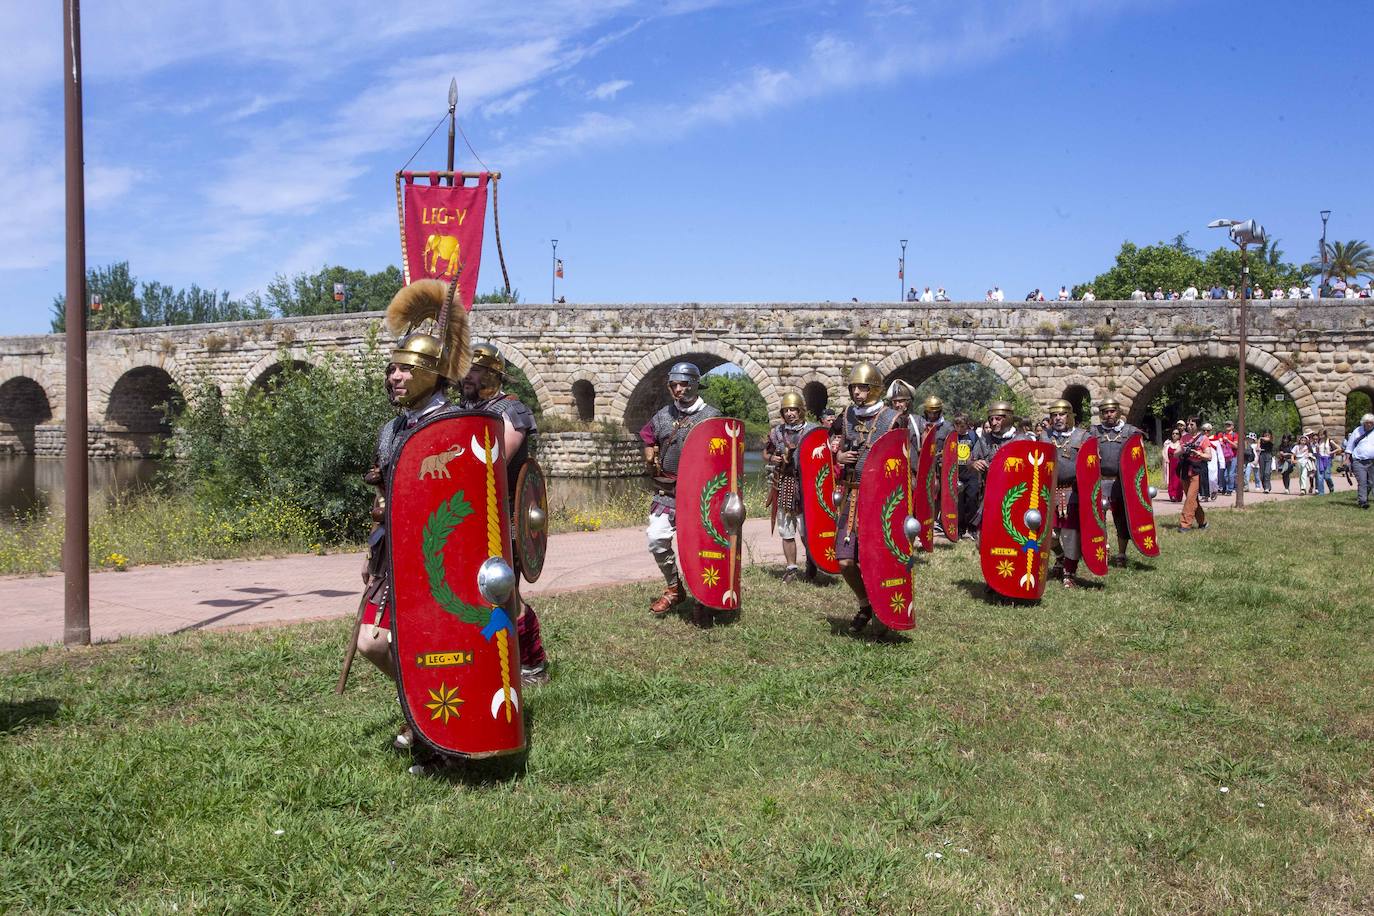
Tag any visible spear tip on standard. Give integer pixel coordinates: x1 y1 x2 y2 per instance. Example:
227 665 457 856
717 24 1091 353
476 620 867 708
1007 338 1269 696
448 77 458 110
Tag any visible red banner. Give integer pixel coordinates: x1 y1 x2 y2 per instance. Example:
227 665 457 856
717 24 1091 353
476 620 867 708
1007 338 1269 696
399 172 490 310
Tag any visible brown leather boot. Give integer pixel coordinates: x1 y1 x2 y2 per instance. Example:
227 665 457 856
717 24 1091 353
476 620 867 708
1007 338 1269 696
650 583 682 616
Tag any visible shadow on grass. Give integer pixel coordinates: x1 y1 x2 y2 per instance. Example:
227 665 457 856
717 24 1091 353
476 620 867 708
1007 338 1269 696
823 616 912 644
1 697 60 735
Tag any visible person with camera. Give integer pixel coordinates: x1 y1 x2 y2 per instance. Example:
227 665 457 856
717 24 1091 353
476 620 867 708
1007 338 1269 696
1177 417 1213 531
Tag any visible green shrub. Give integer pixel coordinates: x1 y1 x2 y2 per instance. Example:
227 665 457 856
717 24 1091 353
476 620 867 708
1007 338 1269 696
173 345 392 543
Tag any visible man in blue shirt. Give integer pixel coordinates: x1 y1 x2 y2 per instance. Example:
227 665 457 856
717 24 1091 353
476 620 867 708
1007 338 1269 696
1345 413 1374 509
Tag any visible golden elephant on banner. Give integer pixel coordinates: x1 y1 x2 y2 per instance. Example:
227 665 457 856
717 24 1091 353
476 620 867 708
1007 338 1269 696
423 233 461 277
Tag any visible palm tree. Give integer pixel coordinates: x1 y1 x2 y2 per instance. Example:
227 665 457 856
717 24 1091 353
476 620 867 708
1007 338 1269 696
1307 239 1374 283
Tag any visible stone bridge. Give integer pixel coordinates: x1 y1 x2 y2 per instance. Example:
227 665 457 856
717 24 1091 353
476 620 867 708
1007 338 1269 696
1 301 1371 469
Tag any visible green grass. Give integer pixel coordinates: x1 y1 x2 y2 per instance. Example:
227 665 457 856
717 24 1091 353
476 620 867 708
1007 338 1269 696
2 495 1371 912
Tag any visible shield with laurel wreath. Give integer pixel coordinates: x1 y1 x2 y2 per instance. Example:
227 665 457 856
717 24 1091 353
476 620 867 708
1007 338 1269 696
1119 432 1160 558
798 426 841 575
388 412 524 758
912 425 939 553
979 439 1055 601
940 433 961 542
1076 437 1109 577
675 417 747 611
856 429 918 631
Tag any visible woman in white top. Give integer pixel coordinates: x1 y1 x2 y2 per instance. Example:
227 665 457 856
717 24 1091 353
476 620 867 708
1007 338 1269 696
1292 436 1315 494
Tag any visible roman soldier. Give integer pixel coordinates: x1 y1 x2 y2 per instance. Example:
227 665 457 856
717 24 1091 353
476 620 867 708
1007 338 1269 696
639 362 721 616
457 342 549 685
914 393 953 534
885 379 918 441
949 413 980 539
1090 398 1141 567
1040 398 1091 588
830 362 903 634
357 279 469 752
765 391 808 582
914 394 952 449
969 400 1028 534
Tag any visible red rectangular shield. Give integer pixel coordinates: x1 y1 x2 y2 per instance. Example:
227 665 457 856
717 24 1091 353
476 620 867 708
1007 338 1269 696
979 440 1055 601
798 427 841 575
1077 437 1109 576
388 412 524 758
398 172 490 310
1119 432 1160 557
857 429 917 631
675 418 746 611
913 427 938 552
940 433 960 542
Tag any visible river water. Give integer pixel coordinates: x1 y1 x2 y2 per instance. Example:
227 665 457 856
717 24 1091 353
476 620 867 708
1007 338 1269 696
0 453 768 527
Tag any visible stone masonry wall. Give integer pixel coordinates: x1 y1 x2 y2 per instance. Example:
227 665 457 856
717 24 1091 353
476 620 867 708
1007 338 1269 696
1 301 1370 463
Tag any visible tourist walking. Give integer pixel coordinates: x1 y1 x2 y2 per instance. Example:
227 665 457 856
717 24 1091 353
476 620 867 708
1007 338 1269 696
1345 413 1374 509
1178 418 1212 531
1277 433 1295 492
1313 429 1338 495
1293 435 1315 494
1162 428 1184 502
1257 430 1274 493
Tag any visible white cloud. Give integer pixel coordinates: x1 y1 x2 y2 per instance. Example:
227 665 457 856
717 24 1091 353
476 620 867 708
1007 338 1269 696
483 89 537 118
588 79 632 101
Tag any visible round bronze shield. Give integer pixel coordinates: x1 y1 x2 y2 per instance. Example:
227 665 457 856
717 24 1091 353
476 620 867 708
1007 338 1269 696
513 458 549 582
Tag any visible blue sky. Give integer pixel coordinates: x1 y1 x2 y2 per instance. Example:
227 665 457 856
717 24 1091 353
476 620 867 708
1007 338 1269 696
2 0 1370 334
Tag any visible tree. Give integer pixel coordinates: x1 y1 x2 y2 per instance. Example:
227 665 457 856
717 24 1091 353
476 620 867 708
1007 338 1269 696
1075 236 1306 300
1307 240 1374 284
910 363 1005 417
50 261 267 332
474 286 519 304
250 264 404 317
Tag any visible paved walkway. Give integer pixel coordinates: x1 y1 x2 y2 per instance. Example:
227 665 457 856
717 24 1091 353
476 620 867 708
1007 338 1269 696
3 479 1357 652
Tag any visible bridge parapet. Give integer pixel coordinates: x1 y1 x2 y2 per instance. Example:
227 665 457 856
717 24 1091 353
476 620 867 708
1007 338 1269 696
1 301 1369 459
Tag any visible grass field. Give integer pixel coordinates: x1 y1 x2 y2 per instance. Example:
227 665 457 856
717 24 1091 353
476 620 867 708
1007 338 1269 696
2 495 1371 913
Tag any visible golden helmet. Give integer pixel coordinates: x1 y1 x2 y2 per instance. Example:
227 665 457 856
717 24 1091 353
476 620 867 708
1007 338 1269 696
922 395 943 413
384 279 470 407
847 363 883 404
1048 398 1075 415
468 342 506 400
987 400 1015 418
1098 397 1121 413
779 391 805 413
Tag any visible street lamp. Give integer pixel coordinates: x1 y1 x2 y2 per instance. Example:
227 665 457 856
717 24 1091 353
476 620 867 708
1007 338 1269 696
899 239 908 303
1208 217 1267 509
1319 209 1331 297
551 238 558 305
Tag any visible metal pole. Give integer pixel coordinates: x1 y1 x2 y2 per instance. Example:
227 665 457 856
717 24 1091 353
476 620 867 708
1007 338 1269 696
899 239 907 303
63 0 91 645
1319 210 1330 297
1235 245 1248 510
446 78 457 186
551 239 558 304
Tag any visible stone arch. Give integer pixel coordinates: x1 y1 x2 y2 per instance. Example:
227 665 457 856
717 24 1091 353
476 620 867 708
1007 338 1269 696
610 339 779 434
0 376 54 455
572 380 596 422
1117 343 1322 433
103 366 184 456
1340 378 1374 432
488 340 553 416
874 339 1033 398
244 349 316 393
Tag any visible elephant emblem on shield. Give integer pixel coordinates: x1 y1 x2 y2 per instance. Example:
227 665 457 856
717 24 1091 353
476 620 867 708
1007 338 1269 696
424 234 461 277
